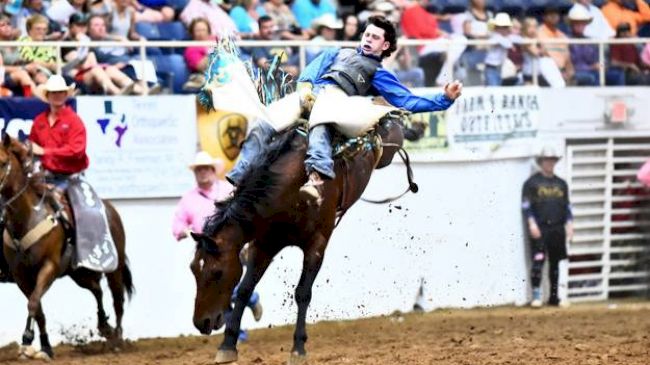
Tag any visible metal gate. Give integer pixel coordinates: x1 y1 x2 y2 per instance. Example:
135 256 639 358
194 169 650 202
566 137 650 302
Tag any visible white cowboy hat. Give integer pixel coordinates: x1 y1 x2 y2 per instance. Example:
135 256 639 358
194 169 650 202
568 5 593 23
311 13 343 30
189 151 225 172
536 146 562 160
490 12 513 28
34 74 76 102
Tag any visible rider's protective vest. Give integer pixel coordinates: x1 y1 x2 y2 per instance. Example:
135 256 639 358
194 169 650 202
322 48 381 96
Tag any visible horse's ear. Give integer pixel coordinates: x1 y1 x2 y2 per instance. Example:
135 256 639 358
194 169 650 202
2 132 11 148
192 233 221 256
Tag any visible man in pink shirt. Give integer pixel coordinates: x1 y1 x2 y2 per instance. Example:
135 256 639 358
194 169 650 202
172 151 233 241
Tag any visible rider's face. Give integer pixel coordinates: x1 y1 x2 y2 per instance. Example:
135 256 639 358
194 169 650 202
360 24 390 57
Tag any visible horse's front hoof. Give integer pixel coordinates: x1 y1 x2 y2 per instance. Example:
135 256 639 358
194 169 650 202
33 351 52 362
287 351 308 365
17 345 36 360
214 349 238 364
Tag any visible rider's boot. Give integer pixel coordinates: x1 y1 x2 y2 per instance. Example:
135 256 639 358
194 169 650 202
299 171 325 205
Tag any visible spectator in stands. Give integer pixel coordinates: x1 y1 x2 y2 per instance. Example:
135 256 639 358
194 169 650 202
538 6 574 84
358 0 399 24
183 17 213 90
18 14 58 85
111 0 145 42
14 0 64 38
263 0 309 40
521 17 543 85
571 0 615 39
0 14 36 96
230 0 267 38
180 0 238 39
88 14 130 64
602 0 650 37
47 0 89 32
610 22 650 85
642 42 650 69
291 0 336 31
87 14 161 93
456 0 493 86
522 146 573 308
484 13 519 86
568 6 624 86
247 15 298 76
339 13 360 41
62 13 141 95
387 46 425 87
131 0 175 23
401 0 446 86
306 13 342 63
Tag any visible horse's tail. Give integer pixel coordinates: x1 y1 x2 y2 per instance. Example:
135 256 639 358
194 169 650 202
121 257 135 300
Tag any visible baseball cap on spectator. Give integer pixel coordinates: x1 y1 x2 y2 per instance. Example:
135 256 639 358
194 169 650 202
69 13 89 26
371 0 396 12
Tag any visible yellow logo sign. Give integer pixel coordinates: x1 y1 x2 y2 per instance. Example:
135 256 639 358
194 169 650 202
217 113 248 161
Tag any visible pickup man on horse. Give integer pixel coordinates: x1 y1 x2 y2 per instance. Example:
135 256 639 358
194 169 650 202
225 15 463 204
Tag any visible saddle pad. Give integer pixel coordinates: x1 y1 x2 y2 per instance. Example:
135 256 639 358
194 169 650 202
67 177 119 273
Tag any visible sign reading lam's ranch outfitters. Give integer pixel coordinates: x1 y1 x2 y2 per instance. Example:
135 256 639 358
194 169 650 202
445 87 541 160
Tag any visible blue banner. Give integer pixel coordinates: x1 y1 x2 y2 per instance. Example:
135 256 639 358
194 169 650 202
0 97 76 140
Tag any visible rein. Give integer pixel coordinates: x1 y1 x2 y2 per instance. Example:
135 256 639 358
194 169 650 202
359 115 419 205
360 143 419 204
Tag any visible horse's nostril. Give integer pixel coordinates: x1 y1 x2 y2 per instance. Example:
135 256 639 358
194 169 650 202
203 318 211 332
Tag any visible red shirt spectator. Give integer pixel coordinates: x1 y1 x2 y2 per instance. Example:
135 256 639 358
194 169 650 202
401 2 442 40
30 105 89 174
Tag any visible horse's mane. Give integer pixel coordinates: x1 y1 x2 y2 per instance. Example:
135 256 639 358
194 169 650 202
202 129 300 237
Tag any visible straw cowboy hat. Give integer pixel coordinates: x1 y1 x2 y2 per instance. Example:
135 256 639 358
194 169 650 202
568 5 593 23
189 151 225 172
34 74 76 102
536 146 562 160
311 13 343 30
489 12 514 28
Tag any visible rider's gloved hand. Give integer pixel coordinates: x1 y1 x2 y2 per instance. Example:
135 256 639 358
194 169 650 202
297 82 316 114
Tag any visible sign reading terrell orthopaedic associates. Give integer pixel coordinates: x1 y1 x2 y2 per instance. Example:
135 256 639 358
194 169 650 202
77 96 197 199
445 86 541 160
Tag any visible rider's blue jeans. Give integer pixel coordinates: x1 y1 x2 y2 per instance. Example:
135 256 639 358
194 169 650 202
226 120 275 186
304 124 335 179
226 120 336 185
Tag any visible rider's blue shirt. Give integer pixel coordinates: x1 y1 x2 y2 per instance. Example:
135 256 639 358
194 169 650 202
297 47 455 113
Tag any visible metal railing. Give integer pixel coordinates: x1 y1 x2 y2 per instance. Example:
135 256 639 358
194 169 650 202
1 37 648 92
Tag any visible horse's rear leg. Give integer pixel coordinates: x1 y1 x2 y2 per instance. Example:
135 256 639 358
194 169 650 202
290 235 328 365
215 244 276 364
71 271 114 339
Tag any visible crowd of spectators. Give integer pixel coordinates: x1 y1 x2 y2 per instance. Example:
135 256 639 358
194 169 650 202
1 0 650 96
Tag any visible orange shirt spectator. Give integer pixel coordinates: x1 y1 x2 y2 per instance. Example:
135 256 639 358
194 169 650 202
538 24 571 70
602 0 650 36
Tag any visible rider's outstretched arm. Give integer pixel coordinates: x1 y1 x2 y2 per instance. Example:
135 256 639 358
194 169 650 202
372 68 455 113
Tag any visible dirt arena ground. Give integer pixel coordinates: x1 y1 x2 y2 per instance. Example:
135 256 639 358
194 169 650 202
1 301 648 365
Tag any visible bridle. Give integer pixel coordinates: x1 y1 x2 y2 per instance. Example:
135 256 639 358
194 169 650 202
0 140 37 214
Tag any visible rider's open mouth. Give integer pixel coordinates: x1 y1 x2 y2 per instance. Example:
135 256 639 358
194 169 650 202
362 45 371 51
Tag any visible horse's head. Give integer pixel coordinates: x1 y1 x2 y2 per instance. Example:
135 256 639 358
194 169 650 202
0 133 32 195
190 230 243 335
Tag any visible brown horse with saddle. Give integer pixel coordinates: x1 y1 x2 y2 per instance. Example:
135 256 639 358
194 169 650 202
0 134 133 360
191 112 427 364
